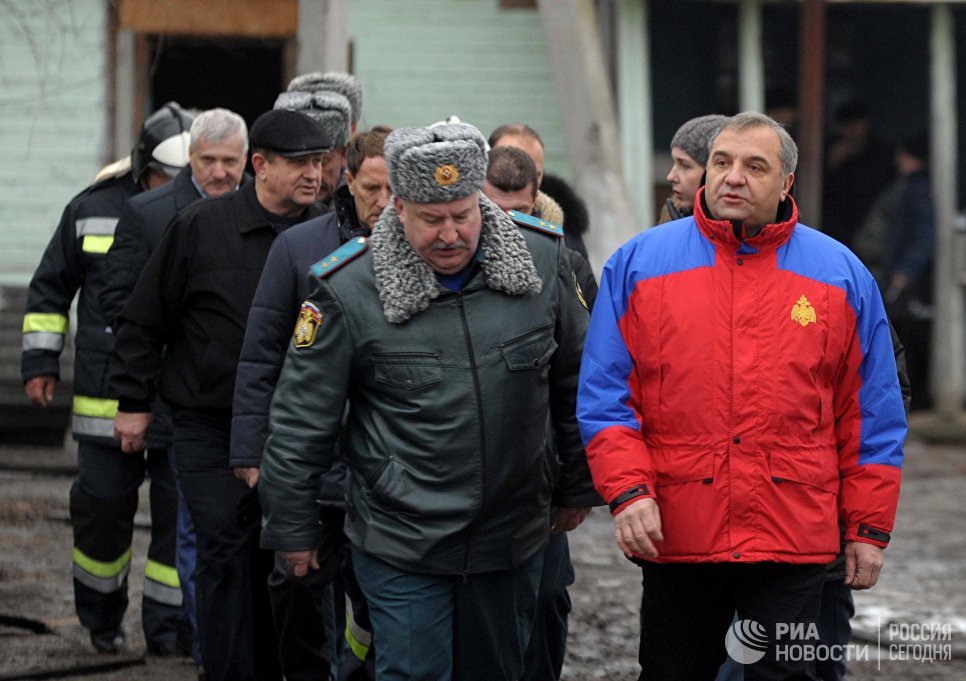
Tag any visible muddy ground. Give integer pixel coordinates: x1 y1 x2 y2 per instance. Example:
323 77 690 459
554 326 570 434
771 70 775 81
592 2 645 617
1 433 964 680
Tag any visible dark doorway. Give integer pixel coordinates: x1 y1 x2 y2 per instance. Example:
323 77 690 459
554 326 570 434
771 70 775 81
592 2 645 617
148 36 285 129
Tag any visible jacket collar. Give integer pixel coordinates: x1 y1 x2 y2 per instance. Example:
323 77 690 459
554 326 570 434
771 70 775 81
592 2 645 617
174 166 203 210
333 184 369 240
694 186 798 252
236 181 323 235
370 193 543 323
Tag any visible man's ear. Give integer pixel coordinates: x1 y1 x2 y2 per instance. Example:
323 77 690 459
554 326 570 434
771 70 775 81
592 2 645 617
345 169 356 196
251 152 268 178
393 195 406 223
781 173 795 201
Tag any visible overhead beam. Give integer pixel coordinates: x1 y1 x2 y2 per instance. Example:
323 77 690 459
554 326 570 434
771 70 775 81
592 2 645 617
537 0 638 272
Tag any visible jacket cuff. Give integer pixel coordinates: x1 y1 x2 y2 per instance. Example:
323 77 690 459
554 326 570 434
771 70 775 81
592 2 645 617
846 523 891 548
118 398 152 413
553 487 605 508
609 485 654 516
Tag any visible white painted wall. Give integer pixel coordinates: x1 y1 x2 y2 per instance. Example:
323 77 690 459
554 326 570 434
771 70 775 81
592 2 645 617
0 0 109 285
346 0 569 178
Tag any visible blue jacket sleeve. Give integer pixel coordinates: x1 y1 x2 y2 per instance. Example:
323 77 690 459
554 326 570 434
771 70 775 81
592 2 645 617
230 233 303 468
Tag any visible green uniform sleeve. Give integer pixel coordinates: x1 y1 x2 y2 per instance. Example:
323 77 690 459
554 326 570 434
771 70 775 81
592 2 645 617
549 241 602 507
259 275 353 551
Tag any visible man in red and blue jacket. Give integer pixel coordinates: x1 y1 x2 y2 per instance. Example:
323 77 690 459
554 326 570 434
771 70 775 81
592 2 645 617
577 112 905 681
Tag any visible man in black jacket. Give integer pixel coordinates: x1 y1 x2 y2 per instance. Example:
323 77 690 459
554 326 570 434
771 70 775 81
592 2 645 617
108 109 330 681
21 102 193 655
102 107 248 669
231 125 392 681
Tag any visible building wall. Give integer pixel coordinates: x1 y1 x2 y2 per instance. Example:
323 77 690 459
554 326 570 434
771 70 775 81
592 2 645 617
346 0 569 178
0 0 109 286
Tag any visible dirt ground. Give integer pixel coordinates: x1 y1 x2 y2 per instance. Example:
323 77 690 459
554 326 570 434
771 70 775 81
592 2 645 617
1 433 964 680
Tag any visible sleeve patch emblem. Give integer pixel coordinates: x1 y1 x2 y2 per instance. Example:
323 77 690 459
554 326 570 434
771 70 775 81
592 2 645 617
293 301 323 348
790 295 817 327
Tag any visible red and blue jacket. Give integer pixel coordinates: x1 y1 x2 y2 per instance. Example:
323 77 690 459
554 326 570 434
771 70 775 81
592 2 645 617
577 190 905 563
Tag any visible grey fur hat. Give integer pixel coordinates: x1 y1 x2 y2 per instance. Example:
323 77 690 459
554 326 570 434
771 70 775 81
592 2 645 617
384 123 488 204
287 71 363 125
670 114 727 167
273 90 351 150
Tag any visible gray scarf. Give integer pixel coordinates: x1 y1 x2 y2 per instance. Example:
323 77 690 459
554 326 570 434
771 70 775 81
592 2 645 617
370 193 542 323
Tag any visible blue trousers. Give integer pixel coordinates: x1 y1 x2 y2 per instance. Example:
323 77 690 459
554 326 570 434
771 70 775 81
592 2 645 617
521 530 574 681
352 545 543 681
167 447 200 664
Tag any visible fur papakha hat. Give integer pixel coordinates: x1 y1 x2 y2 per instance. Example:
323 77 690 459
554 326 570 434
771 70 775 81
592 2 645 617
287 71 363 125
670 114 728 167
273 90 351 150
384 123 488 204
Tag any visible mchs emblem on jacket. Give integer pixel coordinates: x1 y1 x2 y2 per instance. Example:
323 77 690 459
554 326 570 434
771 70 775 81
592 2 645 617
294 301 323 348
790 295 817 327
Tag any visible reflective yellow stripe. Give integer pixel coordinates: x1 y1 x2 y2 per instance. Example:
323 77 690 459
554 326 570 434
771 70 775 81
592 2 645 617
73 395 119 419
145 559 180 589
22 312 69 334
82 234 114 254
72 547 131 579
345 621 369 661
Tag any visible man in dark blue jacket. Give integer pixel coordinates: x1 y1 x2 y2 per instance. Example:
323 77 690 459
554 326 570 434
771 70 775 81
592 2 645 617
103 107 248 667
231 125 392 681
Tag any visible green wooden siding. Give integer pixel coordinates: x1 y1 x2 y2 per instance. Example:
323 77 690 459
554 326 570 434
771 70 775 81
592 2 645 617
0 0 108 286
346 0 569 178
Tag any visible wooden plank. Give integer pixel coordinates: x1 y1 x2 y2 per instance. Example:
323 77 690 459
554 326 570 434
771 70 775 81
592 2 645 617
119 0 298 38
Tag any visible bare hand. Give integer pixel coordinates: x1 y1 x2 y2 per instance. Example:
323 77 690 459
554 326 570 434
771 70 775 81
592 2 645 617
613 497 663 558
113 411 151 453
281 549 319 578
844 541 884 590
25 376 56 407
234 467 260 488
552 506 591 533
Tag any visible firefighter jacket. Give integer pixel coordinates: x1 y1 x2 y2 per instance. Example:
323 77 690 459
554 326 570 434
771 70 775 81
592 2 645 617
577 189 906 564
22 173 140 443
259 195 597 575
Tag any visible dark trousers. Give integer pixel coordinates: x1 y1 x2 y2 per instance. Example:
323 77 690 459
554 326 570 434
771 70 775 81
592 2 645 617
173 409 281 681
521 530 574 681
353 545 544 681
815 579 854 681
638 561 825 681
267 508 345 681
71 441 181 646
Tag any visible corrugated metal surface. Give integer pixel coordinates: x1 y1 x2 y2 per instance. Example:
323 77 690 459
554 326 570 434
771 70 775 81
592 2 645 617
346 0 570 178
0 0 108 286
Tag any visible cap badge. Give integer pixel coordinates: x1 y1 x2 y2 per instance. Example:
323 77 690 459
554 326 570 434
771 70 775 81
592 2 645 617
293 301 324 348
790 295 817 327
434 163 460 186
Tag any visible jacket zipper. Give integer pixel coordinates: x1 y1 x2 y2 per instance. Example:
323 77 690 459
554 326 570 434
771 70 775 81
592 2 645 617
498 323 553 349
457 292 486 583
